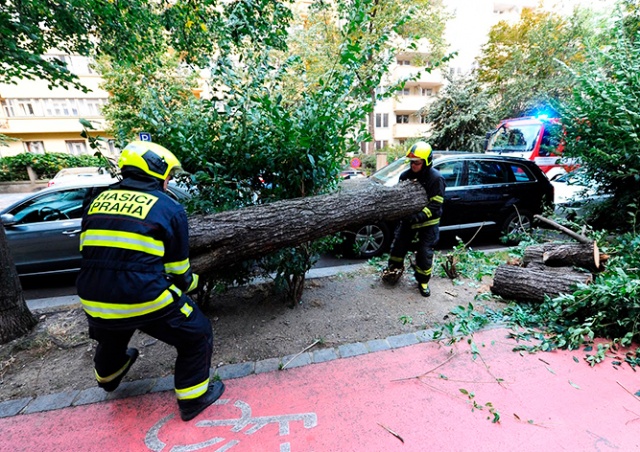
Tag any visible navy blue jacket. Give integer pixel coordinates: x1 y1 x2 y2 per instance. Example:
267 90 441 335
76 174 197 328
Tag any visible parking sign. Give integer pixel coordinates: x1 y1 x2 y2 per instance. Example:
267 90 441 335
138 132 152 142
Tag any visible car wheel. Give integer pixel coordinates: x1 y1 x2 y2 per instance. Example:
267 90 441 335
500 209 533 245
344 222 391 258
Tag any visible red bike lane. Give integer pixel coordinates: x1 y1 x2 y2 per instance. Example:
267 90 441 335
2 328 639 451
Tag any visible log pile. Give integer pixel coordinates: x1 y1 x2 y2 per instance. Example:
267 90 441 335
490 216 609 303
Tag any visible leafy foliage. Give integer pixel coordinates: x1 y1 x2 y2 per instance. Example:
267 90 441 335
421 74 498 151
0 0 165 91
556 16 640 230
476 7 602 118
0 153 105 181
97 0 450 303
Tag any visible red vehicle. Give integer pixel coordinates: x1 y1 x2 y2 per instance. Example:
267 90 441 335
485 116 572 180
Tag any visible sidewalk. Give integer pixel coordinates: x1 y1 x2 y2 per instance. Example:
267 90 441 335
1 326 638 451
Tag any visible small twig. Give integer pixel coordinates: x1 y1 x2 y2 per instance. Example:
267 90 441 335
617 381 640 403
392 351 458 382
444 290 457 297
377 423 404 443
281 339 321 370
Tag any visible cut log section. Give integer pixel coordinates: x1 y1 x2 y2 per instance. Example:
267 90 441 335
490 264 593 303
523 242 604 272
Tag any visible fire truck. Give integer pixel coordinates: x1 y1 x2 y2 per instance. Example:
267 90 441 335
485 116 571 180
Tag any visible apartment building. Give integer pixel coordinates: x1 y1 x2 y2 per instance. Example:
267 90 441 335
0 54 114 158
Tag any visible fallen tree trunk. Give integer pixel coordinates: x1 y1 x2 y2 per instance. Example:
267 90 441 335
491 265 593 303
188 180 427 274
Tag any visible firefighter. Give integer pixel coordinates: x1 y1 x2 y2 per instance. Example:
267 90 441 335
381 141 445 297
76 141 224 422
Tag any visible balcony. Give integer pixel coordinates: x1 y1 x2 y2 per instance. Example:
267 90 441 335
393 95 433 113
392 65 443 86
1 117 107 134
393 122 430 139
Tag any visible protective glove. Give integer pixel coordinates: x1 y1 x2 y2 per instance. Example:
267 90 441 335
408 211 427 225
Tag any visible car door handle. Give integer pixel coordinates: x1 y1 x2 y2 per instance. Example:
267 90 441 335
63 229 81 235
449 196 462 201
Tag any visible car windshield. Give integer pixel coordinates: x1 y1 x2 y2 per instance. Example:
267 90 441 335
370 158 409 186
486 124 541 154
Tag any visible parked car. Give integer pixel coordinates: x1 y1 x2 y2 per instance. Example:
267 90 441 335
340 169 367 180
1 180 190 276
47 166 119 188
340 153 555 258
551 170 610 220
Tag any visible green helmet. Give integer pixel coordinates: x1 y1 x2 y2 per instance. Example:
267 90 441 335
406 141 433 167
118 141 182 181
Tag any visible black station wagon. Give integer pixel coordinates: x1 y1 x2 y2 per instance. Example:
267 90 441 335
341 153 555 258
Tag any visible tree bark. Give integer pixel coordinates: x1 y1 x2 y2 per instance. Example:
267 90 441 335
188 180 427 275
542 242 601 272
0 225 37 344
523 242 603 272
490 264 593 303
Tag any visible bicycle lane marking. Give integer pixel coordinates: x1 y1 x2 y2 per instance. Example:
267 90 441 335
1 328 639 451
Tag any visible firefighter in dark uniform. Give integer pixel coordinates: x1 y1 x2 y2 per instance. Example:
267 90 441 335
381 141 445 297
76 141 224 422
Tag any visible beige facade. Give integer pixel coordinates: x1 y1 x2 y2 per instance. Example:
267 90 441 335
0 54 113 158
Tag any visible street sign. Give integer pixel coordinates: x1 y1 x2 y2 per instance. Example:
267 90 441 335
138 132 152 142
350 157 361 168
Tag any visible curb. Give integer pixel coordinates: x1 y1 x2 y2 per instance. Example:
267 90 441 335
0 327 440 419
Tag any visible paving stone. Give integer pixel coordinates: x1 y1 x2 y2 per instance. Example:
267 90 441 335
106 380 155 400
73 387 108 406
387 333 420 349
338 342 368 358
149 376 174 394
366 338 391 353
0 397 32 418
255 358 281 374
415 329 435 343
216 362 255 380
281 352 312 369
312 348 339 364
23 390 80 414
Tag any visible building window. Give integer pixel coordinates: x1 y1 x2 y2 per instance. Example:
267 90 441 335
375 140 388 150
396 115 409 124
421 88 433 97
396 59 411 66
397 88 411 96
375 113 389 128
25 141 45 154
2 100 15 117
17 100 36 116
420 116 429 124
66 140 87 155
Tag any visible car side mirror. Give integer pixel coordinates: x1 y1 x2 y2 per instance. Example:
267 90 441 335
1 213 17 226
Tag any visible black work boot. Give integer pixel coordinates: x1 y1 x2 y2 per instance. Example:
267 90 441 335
381 266 404 285
98 348 139 392
179 380 226 422
419 283 431 297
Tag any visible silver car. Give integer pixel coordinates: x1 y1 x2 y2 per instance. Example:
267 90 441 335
1 181 190 276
